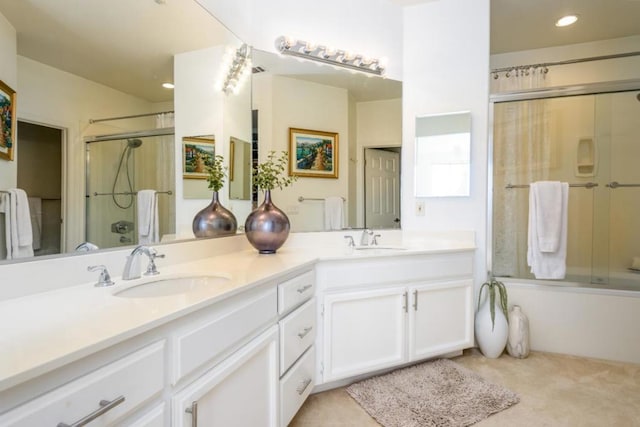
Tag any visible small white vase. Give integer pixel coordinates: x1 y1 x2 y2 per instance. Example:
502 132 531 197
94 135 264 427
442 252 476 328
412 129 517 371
507 305 530 358
475 297 508 358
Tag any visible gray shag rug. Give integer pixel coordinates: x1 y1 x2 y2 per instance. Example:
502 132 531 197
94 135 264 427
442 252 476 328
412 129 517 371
346 359 519 427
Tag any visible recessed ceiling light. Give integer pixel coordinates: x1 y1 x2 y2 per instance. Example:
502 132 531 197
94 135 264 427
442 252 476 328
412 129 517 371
162 82 174 89
555 15 579 27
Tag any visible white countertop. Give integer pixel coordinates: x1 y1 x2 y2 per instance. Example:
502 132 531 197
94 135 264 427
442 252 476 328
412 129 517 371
0 234 475 393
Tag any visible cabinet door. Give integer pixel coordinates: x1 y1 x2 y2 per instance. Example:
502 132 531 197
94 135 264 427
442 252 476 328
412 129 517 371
323 287 407 382
172 326 278 427
408 280 474 361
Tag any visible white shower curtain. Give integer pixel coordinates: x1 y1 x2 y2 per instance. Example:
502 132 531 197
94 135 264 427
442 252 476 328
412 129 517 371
492 69 550 277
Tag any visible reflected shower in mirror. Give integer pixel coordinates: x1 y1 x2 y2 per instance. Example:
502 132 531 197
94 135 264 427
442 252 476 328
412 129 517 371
251 49 402 231
415 112 471 197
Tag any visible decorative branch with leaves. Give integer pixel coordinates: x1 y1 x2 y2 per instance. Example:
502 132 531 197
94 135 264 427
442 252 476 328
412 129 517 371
206 155 227 192
478 278 508 331
253 151 297 191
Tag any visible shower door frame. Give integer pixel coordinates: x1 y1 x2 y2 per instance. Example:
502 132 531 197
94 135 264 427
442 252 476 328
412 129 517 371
487 78 640 288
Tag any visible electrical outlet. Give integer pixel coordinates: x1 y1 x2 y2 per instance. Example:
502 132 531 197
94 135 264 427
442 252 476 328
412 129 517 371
415 200 425 216
287 205 299 215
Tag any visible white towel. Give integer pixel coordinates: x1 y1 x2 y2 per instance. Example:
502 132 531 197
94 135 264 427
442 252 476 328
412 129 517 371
527 181 569 279
324 196 344 231
28 197 42 251
2 189 34 259
137 190 159 244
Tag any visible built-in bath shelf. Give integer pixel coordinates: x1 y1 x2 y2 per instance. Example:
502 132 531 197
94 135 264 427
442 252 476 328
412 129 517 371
576 137 596 177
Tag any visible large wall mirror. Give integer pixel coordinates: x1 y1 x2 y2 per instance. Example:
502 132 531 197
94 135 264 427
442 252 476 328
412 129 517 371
251 49 402 231
415 112 471 197
0 0 244 263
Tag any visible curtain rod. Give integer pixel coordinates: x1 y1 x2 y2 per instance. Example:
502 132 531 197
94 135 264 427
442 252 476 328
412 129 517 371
491 50 640 74
89 110 174 124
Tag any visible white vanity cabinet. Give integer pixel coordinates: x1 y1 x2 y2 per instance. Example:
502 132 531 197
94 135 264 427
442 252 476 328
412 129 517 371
317 251 474 383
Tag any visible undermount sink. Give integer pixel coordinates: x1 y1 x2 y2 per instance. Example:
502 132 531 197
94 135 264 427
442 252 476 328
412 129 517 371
114 275 230 298
353 245 407 251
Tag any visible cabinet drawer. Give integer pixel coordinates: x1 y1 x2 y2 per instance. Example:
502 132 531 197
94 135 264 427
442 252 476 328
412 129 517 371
280 346 315 427
173 287 277 384
0 341 165 427
126 403 165 427
278 270 315 315
279 298 316 374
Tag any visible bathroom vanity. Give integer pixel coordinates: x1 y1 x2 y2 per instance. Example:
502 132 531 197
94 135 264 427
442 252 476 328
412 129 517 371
0 231 474 426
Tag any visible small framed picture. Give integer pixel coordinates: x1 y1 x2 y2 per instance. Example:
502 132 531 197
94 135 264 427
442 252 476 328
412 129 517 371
0 80 17 161
182 136 215 179
289 127 338 178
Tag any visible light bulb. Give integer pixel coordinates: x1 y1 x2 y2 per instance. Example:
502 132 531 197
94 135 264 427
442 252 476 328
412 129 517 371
555 15 578 27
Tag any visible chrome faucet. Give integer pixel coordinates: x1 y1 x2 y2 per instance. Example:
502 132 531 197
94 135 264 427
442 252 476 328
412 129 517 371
122 245 165 280
360 229 374 246
88 265 115 287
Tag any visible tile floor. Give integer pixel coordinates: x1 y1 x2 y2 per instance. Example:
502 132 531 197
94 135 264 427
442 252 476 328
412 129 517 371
290 349 640 426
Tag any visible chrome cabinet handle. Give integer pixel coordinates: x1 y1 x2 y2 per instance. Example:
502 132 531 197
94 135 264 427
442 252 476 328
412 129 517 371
57 395 125 427
297 326 313 339
413 290 418 311
296 378 313 395
402 292 408 313
185 401 198 427
296 284 313 294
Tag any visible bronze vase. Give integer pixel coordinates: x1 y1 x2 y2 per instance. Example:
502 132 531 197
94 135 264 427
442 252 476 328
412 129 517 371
244 190 290 254
192 191 237 237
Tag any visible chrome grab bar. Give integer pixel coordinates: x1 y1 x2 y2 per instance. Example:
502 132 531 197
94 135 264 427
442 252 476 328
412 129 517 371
606 181 640 189
505 182 598 189
57 396 125 427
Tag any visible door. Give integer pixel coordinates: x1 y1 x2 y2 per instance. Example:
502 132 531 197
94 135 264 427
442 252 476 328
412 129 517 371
364 148 400 228
408 280 474 361
322 286 407 382
173 326 278 427
16 121 63 255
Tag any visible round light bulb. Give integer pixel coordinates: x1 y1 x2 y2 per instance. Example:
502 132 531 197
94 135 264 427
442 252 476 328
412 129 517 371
162 82 174 89
555 15 578 27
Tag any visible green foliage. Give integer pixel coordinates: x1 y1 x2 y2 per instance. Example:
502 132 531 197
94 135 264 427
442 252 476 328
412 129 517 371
206 155 227 192
478 278 508 331
252 151 297 191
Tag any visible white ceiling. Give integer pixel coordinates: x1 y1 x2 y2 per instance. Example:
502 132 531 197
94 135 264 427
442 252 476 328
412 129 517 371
0 1 638 103
0 0 232 102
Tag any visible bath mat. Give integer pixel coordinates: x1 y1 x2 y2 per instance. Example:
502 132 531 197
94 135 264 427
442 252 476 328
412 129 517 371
346 359 519 427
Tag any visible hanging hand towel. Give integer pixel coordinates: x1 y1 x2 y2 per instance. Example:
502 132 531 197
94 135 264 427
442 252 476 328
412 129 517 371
28 197 42 251
137 190 159 244
3 189 34 259
527 181 569 279
324 196 345 231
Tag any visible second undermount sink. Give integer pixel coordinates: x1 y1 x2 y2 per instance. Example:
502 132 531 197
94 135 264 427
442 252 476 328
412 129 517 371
114 275 230 298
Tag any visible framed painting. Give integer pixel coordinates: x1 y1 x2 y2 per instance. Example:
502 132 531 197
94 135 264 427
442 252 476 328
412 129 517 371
0 80 16 161
289 127 338 178
182 135 215 179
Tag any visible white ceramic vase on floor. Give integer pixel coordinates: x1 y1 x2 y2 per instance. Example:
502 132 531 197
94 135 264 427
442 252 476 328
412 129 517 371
475 298 508 358
507 305 530 358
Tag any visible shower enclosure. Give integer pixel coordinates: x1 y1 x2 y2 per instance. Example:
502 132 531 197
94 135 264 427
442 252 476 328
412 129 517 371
85 129 175 249
491 84 640 291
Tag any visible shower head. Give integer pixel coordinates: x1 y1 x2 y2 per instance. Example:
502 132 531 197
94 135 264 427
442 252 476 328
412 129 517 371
127 138 143 148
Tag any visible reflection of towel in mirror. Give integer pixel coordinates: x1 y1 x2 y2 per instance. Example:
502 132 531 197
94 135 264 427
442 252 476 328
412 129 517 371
324 196 344 231
527 181 568 279
1 189 34 259
28 197 42 251
137 190 158 244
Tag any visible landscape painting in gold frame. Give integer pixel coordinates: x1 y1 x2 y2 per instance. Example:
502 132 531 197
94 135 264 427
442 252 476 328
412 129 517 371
288 127 338 178
0 80 16 161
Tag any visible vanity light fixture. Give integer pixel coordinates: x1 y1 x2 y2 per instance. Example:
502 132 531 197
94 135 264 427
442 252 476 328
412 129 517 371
555 15 578 27
275 36 386 76
218 43 252 95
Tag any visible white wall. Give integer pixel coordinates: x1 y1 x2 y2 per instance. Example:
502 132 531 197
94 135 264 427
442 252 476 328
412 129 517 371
402 0 490 290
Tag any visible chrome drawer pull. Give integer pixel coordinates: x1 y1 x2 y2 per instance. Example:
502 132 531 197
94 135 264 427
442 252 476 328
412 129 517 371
296 378 313 395
57 395 125 427
413 289 418 311
296 284 312 294
185 401 198 427
297 326 313 339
